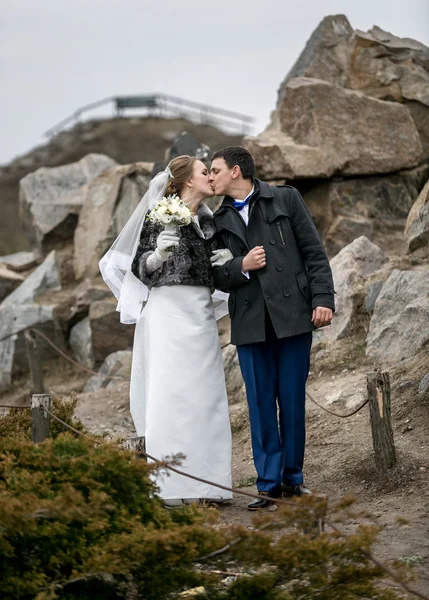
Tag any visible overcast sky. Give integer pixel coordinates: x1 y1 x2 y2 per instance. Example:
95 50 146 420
1 0 428 165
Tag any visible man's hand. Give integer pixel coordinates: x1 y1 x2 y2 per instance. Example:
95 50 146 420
312 307 333 328
242 246 266 271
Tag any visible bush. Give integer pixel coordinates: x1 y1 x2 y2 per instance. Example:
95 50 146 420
0 401 413 599
0 435 222 599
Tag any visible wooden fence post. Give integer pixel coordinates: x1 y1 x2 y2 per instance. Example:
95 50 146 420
25 329 44 394
366 370 396 472
31 394 51 443
125 436 146 460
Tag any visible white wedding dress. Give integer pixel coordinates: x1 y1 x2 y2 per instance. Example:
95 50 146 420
129 284 232 500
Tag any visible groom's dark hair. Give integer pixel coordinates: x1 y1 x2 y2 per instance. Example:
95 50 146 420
211 146 255 179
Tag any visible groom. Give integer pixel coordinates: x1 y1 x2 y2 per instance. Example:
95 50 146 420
209 146 335 510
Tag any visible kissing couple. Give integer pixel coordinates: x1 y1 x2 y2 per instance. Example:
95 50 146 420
100 146 335 509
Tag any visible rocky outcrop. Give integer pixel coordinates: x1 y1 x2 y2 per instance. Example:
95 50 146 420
279 15 429 159
19 154 117 251
246 77 423 180
0 251 61 308
405 179 429 251
366 269 429 362
73 162 153 280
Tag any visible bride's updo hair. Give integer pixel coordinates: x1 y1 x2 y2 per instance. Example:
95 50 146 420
165 155 197 197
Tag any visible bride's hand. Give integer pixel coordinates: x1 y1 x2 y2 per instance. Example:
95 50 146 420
156 230 180 260
210 248 234 267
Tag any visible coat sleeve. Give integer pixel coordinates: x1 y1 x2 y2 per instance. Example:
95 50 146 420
286 187 336 311
131 216 165 287
210 232 251 292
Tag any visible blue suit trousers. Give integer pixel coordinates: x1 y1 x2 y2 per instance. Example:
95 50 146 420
237 331 312 494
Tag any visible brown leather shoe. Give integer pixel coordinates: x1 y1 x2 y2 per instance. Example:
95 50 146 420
248 491 281 511
282 483 312 497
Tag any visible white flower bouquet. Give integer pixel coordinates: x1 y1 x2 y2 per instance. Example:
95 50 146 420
149 194 193 251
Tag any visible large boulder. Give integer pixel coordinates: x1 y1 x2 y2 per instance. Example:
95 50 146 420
0 250 61 308
405 179 429 252
323 236 387 342
89 300 135 363
73 162 153 280
245 77 423 180
0 304 64 391
83 350 132 393
19 154 117 251
281 15 429 159
366 269 429 362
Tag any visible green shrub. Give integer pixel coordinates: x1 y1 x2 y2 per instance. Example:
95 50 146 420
0 402 414 600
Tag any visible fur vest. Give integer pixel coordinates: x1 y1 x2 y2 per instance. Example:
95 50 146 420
131 202 217 290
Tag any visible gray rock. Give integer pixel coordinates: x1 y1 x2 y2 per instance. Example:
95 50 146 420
283 14 353 86
69 317 94 370
324 237 387 342
68 278 111 327
364 281 385 315
280 16 429 160
366 269 429 362
84 350 132 393
0 265 24 302
245 78 423 180
324 373 367 413
0 251 41 272
303 168 428 256
418 373 429 395
89 300 135 363
74 162 153 280
405 179 429 252
19 154 117 251
0 250 61 308
0 304 64 391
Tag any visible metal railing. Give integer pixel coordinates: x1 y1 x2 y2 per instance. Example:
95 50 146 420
44 94 255 138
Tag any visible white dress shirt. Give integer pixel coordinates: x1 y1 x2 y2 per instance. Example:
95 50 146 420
234 186 254 278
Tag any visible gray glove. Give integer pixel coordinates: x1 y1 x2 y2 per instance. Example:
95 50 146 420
146 229 180 274
210 248 234 267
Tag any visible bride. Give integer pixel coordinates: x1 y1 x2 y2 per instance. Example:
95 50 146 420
100 156 233 507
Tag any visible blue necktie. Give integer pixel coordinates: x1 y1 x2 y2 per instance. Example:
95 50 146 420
233 197 250 211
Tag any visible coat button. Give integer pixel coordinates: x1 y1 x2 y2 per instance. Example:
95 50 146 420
283 292 290 298
267 217 272 223
266 294 272 300
269 239 276 245
328 287 333 293
244 298 249 305
303 286 308 291
224 267 228 275
276 266 283 272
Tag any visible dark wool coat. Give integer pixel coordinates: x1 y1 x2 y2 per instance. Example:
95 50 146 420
212 179 335 346
131 202 217 290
